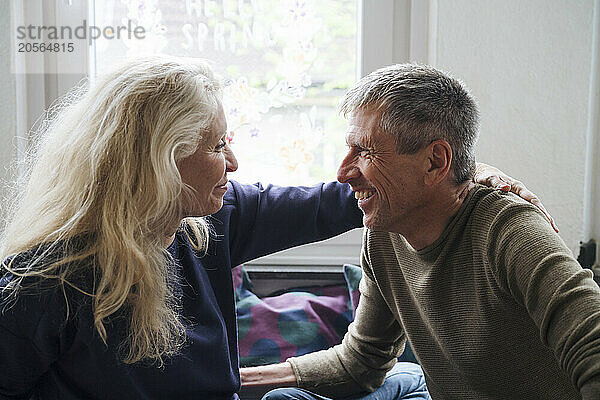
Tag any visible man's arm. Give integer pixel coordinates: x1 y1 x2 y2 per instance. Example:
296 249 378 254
488 202 600 399
241 233 405 397
240 362 297 387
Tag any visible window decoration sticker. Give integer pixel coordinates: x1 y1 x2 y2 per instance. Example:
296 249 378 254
120 0 168 55
93 0 356 185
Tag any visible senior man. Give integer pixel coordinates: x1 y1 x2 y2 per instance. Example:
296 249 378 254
241 64 600 400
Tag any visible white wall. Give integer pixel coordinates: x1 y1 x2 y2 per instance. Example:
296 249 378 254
423 0 598 255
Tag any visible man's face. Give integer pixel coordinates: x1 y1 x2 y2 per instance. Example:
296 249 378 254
337 108 426 233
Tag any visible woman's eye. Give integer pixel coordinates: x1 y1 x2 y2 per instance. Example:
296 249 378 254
215 139 226 151
347 144 369 157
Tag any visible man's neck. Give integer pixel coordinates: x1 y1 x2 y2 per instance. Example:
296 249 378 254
402 181 474 251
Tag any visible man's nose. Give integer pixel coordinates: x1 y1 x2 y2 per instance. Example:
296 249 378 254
225 145 238 173
337 151 359 183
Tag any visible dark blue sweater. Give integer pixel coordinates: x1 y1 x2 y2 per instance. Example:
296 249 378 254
0 181 362 399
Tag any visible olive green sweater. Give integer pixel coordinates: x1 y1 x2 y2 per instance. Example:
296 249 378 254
288 185 600 399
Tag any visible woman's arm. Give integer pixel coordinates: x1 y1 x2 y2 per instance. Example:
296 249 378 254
0 324 54 398
0 277 65 398
215 164 554 267
216 180 362 267
474 162 558 232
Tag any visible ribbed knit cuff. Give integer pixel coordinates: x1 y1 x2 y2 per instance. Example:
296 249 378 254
581 375 600 400
286 348 363 398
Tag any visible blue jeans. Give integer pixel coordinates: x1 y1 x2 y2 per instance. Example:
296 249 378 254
261 362 430 400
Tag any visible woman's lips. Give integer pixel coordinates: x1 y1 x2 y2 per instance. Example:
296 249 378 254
215 181 229 191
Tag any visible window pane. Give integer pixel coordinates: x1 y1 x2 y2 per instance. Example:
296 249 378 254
93 0 356 185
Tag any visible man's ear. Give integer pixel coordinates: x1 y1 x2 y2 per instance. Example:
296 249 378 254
423 140 452 186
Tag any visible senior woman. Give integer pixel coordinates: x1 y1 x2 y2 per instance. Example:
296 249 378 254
0 56 366 400
0 56 552 400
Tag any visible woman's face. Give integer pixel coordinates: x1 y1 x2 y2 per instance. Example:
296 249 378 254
178 103 238 217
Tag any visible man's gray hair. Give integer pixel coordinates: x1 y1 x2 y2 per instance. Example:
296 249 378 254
340 64 479 184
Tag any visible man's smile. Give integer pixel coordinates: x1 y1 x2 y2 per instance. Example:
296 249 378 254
354 190 375 200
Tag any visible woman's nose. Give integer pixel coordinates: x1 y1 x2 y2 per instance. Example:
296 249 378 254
225 145 238 173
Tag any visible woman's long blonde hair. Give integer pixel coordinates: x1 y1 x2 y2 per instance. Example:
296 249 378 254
0 56 221 365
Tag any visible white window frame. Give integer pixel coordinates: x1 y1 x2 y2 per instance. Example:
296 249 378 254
12 0 91 132
13 0 437 270
250 0 435 269
583 0 600 268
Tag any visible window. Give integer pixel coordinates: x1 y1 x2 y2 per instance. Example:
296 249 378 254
92 0 356 186
12 0 409 267
89 0 364 267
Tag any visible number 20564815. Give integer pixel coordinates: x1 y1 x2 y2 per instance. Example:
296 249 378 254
18 42 74 53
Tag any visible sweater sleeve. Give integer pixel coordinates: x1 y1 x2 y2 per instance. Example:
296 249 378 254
488 203 600 399
286 231 405 397
222 180 363 267
0 279 66 398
